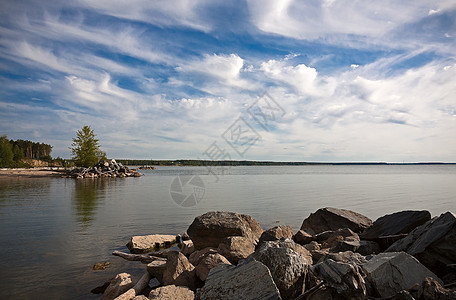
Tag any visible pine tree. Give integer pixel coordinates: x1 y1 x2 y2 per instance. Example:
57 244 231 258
69 126 106 167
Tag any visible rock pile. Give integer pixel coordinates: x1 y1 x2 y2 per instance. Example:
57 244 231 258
95 208 456 299
65 159 141 178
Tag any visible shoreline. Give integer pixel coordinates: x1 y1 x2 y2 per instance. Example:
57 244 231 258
0 168 64 178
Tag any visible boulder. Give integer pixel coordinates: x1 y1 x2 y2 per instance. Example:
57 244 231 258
258 225 294 246
376 234 408 251
303 241 320 251
149 285 194 300
188 247 218 266
146 258 167 282
180 240 195 256
386 212 456 278
127 234 177 254
417 277 456 300
323 228 360 252
362 252 442 298
305 286 346 300
311 259 366 299
217 236 255 264
317 251 367 265
187 211 263 250
162 251 198 290
196 257 281 300
300 207 372 235
102 273 135 300
293 230 314 245
252 241 309 299
361 210 431 240
195 253 231 281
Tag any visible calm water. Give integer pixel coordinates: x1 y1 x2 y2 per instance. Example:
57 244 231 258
0 165 455 299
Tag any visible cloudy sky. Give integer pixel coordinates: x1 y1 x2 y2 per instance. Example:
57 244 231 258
1 0 455 162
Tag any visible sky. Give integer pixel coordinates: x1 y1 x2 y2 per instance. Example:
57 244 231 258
0 0 455 162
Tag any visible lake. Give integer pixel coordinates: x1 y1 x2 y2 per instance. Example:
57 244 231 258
0 165 455 299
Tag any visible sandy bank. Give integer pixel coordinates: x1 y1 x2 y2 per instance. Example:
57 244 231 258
0 168 64 178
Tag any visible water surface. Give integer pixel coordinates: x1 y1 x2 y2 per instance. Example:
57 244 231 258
0 165 455 299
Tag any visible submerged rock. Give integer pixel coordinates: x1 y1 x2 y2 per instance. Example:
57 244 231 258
196 257 281 300
187 211 263 250
127 234 177 254
300 207 372 235
362 252 442 298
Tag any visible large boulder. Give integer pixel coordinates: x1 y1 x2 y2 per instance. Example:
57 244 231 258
162 251 198 290
187 211 263 250
251 241 309 299
149 285 194 299
311 259 366 299
386 212 456 278
195 253 231 281
361 210 431 240
258 225 294 246
127 234 177 254
217 236 255 264
102 273 135 300
300 207 372 235
196 257 281 300
362 252 442 298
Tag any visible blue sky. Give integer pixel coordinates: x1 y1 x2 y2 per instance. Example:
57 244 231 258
0 0 455 162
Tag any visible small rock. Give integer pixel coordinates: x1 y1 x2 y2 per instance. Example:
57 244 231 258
318 251 367 265
258 225 294 246
188 247 218 266
102 273 135 300
196 257 281 300
127 234 177 254
162 251 198 290
93 261 110 270
303 241 320 251
312 259 366 299
180 240 195 256
132 296 149 300
146 258 167 283
356 240 380 256
293 230 314 245
149 285 194 300
362 252 442 298
217 236 255 265
300 207 372 235
195 253 231 281
148 278 160 289
187 211 263 250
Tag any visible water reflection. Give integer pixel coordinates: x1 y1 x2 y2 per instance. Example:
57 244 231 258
72 179 109 226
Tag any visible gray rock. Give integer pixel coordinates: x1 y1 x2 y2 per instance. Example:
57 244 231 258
300 207 372 235
311 259 366 299
102 273 135 300
149 285 194 299
361 210 431 240
146 258 167 283
162 251 198 290
258 225 294 246
317 250 367 265
362 252 442 298
196 257 281 300
127 234 177 254
195 253 231 281
357 240 381 256
252 241 309 299
217 236 255 265
187 211 263 250
386 212 456 278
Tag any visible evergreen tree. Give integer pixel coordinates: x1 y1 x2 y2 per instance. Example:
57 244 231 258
69 126 106 167
0 135 14 167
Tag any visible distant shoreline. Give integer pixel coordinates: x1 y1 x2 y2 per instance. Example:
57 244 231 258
0 168 64 178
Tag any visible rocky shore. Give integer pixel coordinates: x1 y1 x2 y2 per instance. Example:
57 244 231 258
65 159 141 178
94 208 456 299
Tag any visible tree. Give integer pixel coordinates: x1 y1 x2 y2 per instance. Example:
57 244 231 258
0 135 14 167
70 126 106 167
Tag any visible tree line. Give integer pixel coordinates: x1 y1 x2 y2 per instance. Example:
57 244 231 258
0 134 53 167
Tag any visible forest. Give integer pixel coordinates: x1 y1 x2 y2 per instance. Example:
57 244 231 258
0 134 53 167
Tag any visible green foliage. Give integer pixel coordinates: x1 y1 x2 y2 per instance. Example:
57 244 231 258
0 135 14 167
70 126 106 167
